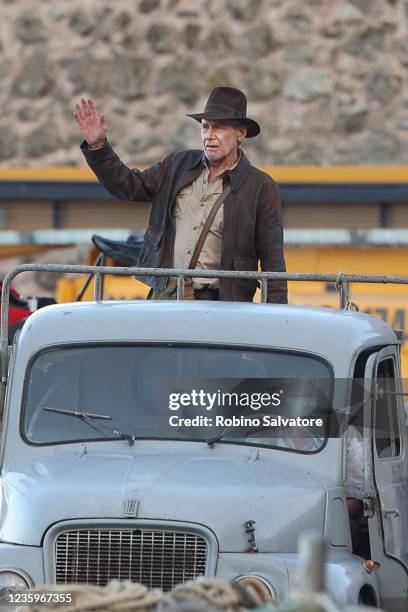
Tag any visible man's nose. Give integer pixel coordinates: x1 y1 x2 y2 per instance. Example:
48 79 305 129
206 125 216 139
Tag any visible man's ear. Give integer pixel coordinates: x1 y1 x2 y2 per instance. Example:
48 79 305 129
239 125 247 142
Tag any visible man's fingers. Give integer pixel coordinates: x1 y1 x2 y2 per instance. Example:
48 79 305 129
74 97 106 138
82 97 92 117
74 114 85 130
75 103 85 121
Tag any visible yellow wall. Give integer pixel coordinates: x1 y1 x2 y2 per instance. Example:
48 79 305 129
286 247 408 376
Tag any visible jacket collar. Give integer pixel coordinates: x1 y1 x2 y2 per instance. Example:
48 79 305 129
186 149 251 192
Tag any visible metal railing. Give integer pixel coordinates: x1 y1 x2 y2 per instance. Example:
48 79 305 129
2 263 408 413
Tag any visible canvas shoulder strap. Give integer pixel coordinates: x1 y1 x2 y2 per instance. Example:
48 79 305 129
188 184 232 270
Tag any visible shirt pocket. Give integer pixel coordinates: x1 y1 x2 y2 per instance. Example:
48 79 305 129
174 183 194 218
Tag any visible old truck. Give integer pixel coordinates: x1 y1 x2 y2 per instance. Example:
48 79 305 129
0 264 407 610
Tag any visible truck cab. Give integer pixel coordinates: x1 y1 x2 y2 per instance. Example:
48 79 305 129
0 266 407 610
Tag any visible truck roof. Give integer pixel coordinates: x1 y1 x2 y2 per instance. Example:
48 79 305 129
18 301 397 374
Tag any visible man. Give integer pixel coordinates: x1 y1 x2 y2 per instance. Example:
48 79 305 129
74 87 287 302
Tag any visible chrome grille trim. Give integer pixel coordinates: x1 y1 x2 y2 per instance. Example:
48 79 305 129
54 527 208 590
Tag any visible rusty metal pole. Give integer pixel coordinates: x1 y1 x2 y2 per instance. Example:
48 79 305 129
176 275 185 300
260 279 268 304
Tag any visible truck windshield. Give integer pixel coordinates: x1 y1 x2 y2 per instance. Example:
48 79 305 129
23 345 332 452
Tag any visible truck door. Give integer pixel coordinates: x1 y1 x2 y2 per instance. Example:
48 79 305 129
364 346 408 609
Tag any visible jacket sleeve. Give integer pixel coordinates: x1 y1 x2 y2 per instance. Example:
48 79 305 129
80 140 170 202
255 179 288 304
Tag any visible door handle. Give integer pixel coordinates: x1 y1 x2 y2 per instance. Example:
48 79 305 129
382 504 399 518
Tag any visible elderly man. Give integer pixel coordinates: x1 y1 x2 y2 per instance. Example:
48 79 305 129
74 87 287 302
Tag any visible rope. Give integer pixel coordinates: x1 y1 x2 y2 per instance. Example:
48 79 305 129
18 579 384 611
20 578 270 612
335 271 359 311
159 579 250 611
21 582 163 612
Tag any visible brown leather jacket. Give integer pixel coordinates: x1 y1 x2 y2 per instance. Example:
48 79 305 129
81 141 287 303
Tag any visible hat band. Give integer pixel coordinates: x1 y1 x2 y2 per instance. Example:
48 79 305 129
204 103 245 118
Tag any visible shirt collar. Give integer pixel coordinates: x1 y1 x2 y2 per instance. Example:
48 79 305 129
186 149 251 191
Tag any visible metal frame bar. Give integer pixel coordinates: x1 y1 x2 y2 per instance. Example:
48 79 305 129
379 200 391 229
52 200 63 229
6 228 408 248
1 181 407 204
2 264 408 414
76 253 105 302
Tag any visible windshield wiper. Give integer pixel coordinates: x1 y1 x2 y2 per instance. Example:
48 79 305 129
44 407 112 420
43 406 136 446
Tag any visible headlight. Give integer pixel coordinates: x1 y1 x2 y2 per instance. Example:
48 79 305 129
0 570 32 590
234 575 277 603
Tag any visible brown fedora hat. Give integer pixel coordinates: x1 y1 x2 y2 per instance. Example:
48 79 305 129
186 86 260 138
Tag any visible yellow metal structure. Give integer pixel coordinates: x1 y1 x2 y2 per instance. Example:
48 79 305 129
56 274 150 302
1 166 408 183
288 247 408 376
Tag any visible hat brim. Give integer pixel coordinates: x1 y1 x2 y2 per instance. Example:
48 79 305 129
186 112 260 138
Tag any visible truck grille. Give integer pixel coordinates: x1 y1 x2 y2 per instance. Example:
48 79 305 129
55 528 208 590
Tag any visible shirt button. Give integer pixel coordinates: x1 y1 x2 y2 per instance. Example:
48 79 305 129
193 226 198 230
187 250 191 254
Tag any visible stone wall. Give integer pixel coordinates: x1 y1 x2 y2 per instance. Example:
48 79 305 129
0 0 407 167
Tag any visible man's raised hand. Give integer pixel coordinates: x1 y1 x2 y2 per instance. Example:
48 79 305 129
74 97 107 148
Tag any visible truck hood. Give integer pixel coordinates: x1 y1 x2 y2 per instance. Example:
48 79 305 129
0 445 325 550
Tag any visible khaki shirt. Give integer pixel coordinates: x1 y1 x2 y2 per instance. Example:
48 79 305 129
173 155 240 289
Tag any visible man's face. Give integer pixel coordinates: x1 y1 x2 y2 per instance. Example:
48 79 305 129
201 119 247 163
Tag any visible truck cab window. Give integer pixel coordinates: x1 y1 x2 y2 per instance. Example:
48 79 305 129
375 358 401 459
